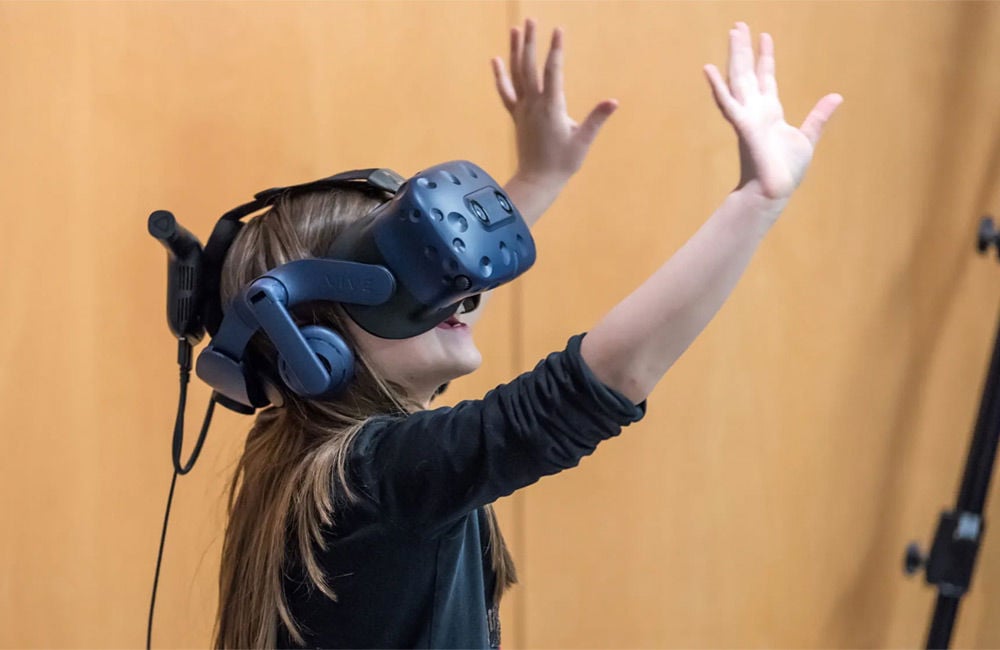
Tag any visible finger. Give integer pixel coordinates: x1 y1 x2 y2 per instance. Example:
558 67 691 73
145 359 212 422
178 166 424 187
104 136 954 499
799 93 844 146
542 27 564 103
756 32 778 96
727 22 756 102
492 57 517 113
576 99 619 146
521 18 541 95
509 26 524 98
704 64 740 121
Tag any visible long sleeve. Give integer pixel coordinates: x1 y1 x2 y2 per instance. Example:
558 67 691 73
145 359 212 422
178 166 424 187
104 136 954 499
349 333 646 535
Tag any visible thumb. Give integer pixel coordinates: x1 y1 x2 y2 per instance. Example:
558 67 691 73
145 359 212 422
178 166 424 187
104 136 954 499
800 93 843 147
576 99 619 146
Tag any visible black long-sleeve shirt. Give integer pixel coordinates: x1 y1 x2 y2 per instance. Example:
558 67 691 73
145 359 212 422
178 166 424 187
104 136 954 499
280 334 646 648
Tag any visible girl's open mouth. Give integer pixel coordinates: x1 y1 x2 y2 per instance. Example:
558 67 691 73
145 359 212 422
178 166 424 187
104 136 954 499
436 315 467 330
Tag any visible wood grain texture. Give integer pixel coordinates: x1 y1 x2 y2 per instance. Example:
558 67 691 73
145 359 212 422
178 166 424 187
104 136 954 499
0 2 516 647
514 1 1000 647
4 0 1000 648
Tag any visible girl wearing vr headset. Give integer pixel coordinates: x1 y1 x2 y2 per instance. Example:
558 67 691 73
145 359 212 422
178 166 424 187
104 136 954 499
213 20 841 649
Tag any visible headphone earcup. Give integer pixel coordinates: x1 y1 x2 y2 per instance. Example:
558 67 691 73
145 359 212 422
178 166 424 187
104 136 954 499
277 325 354 399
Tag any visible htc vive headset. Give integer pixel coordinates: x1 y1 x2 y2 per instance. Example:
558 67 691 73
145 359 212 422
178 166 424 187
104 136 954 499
195 161 536 414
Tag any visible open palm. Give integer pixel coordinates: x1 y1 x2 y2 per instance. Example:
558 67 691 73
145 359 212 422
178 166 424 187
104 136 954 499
492 20 618 184
704 23 843 201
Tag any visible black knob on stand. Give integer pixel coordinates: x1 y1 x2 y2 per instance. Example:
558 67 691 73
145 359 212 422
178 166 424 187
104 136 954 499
977 216 999 257
905 542 926 575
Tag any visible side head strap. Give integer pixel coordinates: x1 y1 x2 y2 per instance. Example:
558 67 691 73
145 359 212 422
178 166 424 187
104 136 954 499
201 168 405 337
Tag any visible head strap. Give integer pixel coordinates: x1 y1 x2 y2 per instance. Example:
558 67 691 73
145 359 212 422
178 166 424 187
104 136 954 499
201 168 405 337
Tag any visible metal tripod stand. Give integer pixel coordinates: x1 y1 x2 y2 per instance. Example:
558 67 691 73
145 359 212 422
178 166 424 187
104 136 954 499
904 216 1000 648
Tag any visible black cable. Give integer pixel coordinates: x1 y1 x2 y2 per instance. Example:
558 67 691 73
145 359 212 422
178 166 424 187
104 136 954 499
172 342 216 475
147 468 178 650
147 341 217 649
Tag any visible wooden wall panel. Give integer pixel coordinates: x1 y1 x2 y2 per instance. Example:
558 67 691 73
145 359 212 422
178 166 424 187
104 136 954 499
5 1 1000 648
513 1 1000 648
0 2 519 647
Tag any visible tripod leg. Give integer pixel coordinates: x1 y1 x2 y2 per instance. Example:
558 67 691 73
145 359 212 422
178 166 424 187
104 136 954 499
926 594 960 649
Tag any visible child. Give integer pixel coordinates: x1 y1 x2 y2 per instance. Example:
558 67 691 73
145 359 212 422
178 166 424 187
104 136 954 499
213 20 842 649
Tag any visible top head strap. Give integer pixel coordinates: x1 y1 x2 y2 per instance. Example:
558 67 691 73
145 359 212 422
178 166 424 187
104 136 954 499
253 168 404 205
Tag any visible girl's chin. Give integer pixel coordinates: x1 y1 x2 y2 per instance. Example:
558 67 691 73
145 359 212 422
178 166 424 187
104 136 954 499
433 322 478 354
447 346 483 376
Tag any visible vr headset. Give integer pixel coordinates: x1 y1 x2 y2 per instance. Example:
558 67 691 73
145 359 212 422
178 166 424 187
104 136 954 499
150 160 535 414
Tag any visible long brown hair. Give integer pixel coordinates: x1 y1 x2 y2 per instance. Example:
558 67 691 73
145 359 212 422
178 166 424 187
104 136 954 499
213 187 516 648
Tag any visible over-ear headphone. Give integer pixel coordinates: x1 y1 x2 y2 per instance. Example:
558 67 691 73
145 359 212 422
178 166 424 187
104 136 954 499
189 161 536 414
195 167 402 413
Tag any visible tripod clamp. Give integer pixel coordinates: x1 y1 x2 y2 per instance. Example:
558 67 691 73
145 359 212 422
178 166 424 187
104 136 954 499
904 511 983 598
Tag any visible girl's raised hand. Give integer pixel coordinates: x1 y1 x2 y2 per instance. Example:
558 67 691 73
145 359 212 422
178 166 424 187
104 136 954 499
704 23 843 202
492 20 618 187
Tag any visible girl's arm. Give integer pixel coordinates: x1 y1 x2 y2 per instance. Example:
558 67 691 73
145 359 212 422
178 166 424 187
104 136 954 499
581 23 843 404
459 20 615 327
